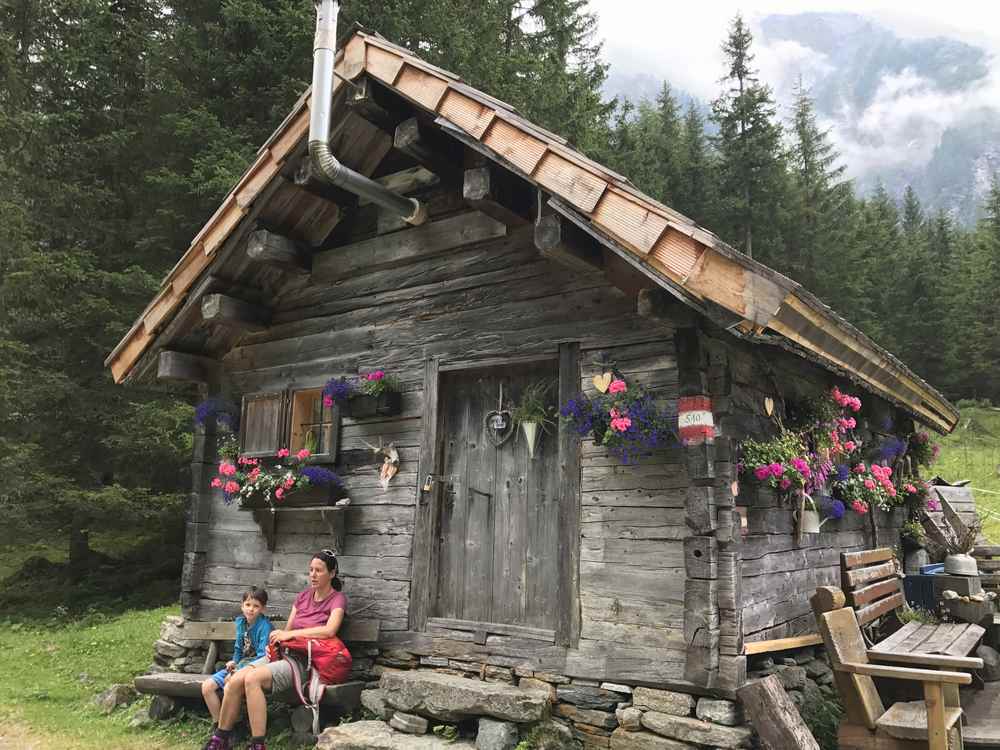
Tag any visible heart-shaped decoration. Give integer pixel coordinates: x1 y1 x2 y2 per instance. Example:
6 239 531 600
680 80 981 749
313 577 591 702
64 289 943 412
764 397 774 416
593 372 613 393
484 410 515 447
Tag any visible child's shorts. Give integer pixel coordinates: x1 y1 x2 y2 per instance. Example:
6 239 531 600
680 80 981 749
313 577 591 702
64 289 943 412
210 657 269 689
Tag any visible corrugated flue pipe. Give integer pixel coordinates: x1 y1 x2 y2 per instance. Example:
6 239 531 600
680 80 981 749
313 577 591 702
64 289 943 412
308 0 426 224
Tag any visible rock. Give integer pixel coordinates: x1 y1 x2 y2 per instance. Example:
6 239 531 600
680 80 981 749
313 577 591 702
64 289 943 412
977 645 1000 682
942 590 960 600
390 711 429 734
316 720 476 749
804 659 832 679
756 657 775 670
572 678 602 687
361 689 395 720
519 677 556 702
557 685 627 711
128 706 154 729
695 698 742 726
970 593 987 603
148 694 178 720
793 648 815 664
421 656 450 667
379 650 419 668
609 728 691 749
615 707 643 731
780 657 798 666
154 639 188 658
775 666 807 690
78 672 92 684
94 684 137 714
476 718 518 750
521 720 577 749
380 670 548 722
485 666 515 683
631 687 695 717
554 703 618 729
534 672 571 684
640 711 752 749
600 682 633 694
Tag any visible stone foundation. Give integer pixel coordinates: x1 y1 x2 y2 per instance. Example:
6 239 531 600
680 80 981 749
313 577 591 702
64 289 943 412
148 617 832 747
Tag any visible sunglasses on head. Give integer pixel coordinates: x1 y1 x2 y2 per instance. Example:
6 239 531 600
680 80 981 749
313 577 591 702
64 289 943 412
321 549 336 558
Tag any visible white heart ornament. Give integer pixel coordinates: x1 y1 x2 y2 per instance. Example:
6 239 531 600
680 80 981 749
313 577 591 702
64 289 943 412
764 397 774 416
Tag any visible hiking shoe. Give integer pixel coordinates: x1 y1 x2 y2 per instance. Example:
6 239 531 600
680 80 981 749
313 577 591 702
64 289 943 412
202 734 233 750
246 743 266 750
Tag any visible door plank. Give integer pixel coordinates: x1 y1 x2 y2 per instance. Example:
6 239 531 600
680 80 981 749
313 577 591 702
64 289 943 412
463 370 496 621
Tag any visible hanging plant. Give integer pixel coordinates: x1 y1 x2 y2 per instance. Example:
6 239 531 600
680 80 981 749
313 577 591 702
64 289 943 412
211 448 344 509
322 371 403 418
560 372 676 464
512 380 556 459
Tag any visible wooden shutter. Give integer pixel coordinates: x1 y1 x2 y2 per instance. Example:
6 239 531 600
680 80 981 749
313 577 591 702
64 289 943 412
240 391 287 457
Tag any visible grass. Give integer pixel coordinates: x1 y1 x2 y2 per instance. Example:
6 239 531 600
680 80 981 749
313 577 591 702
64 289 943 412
0 607 305 749
935 404 1000 542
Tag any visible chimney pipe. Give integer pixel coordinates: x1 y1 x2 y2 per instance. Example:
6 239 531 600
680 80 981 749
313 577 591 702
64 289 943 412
309 0 426 224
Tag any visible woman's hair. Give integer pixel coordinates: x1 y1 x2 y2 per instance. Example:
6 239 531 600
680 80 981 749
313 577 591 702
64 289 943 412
314 549 342 591
242 586 268 606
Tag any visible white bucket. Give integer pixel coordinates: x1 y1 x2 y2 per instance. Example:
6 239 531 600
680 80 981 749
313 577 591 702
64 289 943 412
521 421 541 459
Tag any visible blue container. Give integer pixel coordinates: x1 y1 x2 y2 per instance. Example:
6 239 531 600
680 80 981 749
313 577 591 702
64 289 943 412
920 563 945 575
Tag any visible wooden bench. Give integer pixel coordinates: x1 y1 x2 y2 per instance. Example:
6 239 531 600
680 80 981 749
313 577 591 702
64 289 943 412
134 618 378 710
841 548 985 661
812 586 982 750
972 545 1000 594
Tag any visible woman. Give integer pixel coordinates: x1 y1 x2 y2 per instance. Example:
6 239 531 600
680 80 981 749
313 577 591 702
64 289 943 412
203 550 347 750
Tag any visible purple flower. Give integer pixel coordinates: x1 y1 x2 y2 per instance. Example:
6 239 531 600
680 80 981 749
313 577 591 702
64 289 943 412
833 463 850 483
877 436 907 463
194 398 240 431
301 466 343 488
820 495 845 520
322 377 355 404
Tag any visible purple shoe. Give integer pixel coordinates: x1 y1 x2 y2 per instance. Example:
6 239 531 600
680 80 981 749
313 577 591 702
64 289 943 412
202 734 233 750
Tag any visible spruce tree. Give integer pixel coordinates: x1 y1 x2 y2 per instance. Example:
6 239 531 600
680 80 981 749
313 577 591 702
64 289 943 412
676 103 715 226
710 14 786 261
785 79 850 293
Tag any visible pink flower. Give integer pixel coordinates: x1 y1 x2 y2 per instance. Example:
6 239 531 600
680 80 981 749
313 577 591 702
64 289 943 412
769 462 783 477
887 486 897 497
218 461 237 477
845 417 856 429
275 488 284 500
296 449 311 460
849 397 861 412
754 466 770 481
904 483 917 494
843 441 856 452
323 395 333 408
283 477 294 490
852 500 868 514
210 477 223 488
608 379 627 394
248 467 261 481
367 370 385 381
610 416 632 432
223 481 240 494
276 448 290 458
609 408 621 419
780 477 792 490
864 479 876 490
853 463 866 474
926 497 941 511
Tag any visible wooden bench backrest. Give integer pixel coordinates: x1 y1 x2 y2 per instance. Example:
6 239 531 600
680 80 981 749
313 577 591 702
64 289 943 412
840 548 904 628
973 545 1000 591
811 585 884 731
181 618 380 643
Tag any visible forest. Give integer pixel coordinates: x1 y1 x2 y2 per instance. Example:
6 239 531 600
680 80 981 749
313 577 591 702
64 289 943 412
2 0 999 576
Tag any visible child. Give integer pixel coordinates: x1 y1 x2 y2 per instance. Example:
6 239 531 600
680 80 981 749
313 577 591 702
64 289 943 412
200 586 273 724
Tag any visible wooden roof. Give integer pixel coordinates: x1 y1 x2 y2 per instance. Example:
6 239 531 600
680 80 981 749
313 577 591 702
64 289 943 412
105 29 959 433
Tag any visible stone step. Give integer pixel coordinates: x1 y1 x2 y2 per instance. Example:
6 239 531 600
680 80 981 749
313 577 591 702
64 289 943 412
317 720 476 749
380 669 549 723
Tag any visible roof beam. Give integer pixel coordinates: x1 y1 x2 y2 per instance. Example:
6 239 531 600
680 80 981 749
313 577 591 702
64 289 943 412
246 229 311 274
464 166 528 227
534 213 603 277
201 294 271 332
157 351 218 384
393 117 463 185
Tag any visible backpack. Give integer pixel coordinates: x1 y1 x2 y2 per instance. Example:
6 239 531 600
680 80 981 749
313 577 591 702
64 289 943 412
267 637 353 734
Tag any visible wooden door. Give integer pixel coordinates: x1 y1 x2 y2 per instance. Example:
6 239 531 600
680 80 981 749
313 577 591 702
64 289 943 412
434 362 561 632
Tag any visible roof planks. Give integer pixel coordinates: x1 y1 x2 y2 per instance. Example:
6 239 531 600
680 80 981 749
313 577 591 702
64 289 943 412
105 29 959 433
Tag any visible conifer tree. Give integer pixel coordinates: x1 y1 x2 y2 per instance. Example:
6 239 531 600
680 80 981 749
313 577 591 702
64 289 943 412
710 14 786 261
785 79 850 293
676 103 715 226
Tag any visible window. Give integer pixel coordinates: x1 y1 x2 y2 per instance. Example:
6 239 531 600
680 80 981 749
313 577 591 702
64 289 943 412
240 388 340 461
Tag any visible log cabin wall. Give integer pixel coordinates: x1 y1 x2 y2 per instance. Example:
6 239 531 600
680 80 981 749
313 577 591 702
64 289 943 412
181 180 705 689
700 324 908 667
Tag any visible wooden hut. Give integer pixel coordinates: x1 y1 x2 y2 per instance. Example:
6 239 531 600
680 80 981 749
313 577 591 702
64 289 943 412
107 28 959 709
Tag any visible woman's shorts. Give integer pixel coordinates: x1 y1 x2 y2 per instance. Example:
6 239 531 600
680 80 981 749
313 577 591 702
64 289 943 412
209 657 273 690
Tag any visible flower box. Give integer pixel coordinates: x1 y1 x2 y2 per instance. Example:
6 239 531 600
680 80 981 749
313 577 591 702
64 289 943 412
238 481 347 510
344 391 402 418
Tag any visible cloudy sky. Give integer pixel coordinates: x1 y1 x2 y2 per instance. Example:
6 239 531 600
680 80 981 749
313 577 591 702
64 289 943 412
589 1 1000 184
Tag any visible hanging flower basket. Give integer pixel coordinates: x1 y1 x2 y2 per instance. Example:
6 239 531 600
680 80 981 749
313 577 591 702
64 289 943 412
214 450 345 510
344 390 403 418
238 481 347 510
